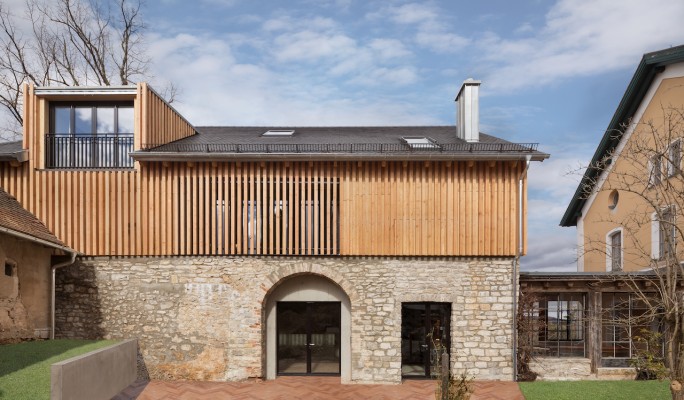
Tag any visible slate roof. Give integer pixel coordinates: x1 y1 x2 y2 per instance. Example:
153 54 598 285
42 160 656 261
135 126 548 161
0 187 66 248
560 45 684 227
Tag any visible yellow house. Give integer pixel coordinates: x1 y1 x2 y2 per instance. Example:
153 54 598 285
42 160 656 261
562 45 684 273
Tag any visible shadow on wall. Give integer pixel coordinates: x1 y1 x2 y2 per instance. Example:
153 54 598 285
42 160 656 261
54 262 105 340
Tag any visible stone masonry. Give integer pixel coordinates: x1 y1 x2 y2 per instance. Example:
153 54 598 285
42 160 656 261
55 256 515 383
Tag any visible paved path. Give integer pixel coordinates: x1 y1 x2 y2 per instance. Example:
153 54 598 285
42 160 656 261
113 377 525 400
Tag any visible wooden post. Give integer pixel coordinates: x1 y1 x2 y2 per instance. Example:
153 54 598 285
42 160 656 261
441 349 449 400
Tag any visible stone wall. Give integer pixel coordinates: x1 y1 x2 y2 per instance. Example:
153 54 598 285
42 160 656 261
0 233 53 342
55 256 515 383
530 357 592 380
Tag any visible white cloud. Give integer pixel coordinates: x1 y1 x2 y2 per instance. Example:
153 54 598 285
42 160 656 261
261 16 415 86
199 0 239 7
480 0 684 92
368 39 412 60
367 2 470 54
415 31 469 53
262 16 337 32
522 231 577 271
147 32 437 126
384 3 439 25
273 30 357 62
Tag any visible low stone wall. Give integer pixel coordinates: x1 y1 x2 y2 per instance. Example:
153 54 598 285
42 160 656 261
596 367 636 380
530 357 593 381
55 256 516 384
51 339 137 400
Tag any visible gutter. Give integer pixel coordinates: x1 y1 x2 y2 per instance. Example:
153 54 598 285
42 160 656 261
512 155 532 381
51 251 77 339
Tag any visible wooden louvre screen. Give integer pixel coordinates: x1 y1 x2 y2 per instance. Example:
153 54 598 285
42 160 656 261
174 161 340 256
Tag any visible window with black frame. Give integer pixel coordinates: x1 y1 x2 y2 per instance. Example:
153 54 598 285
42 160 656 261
601 293 659 367
534 293 586 357
46 103 134 169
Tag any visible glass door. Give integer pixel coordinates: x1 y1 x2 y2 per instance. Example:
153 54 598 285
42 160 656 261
401 302 451 378
277 302 341 375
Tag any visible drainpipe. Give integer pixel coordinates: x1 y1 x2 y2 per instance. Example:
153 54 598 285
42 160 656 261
512 155 531 381
51 251 77 340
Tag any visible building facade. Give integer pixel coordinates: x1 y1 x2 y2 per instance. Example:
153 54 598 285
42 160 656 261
521 45 684 381
0 80 547 383
562 45 684 273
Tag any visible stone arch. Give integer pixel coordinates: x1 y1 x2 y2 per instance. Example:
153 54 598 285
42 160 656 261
262 269 353 383
259 262 359 304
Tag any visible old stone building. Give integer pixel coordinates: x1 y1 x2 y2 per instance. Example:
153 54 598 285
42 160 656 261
0 79 547 383
0 185 74 342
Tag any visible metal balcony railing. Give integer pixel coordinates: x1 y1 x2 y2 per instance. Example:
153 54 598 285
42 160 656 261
141 142 540 154
45 134 134 169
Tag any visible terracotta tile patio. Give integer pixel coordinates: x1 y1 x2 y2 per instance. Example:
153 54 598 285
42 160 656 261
113 377 525 400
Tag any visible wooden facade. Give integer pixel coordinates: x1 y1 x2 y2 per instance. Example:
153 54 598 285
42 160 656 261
0 84 529 257
21 83 195 169
0 160 526 257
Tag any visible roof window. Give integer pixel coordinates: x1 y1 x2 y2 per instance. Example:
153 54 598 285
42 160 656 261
402 136 439 149
262 129 295 136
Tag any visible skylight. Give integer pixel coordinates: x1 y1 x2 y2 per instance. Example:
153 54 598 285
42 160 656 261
263 129 295 136
402 136 439 149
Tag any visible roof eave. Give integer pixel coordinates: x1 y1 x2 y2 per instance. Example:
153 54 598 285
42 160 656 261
131 151 549 162
0 149 28 163
34 86 138 96
0 225 76 255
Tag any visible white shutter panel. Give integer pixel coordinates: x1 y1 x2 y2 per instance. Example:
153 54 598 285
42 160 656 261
651 212 660 259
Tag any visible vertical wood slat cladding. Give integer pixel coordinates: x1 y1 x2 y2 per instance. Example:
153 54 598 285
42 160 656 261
0 160 524 256
138 83 196 149
339 161 522 256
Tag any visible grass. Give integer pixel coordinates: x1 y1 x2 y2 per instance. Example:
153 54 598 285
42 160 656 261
0 339 116 400
519 380 671 400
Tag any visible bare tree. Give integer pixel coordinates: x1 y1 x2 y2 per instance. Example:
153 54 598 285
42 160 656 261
581 106 684 399
0 0 150 141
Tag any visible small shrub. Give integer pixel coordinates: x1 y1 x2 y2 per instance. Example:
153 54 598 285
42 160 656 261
630 329 668 380
430 339 474 400
435 371 474 400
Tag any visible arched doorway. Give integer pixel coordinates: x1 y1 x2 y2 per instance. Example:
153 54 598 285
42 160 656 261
264 274 351 382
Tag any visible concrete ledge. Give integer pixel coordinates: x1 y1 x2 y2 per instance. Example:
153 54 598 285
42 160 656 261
51 339 137 400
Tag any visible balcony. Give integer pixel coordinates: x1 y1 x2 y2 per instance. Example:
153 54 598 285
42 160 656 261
45 134 134 169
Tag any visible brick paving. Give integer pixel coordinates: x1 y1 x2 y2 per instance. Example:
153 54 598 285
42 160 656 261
113 377 525 400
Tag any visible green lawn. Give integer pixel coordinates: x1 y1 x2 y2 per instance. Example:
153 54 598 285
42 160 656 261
519 380 671 400
0 339 116 400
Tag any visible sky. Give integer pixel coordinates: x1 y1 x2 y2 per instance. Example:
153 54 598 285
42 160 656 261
7 0 684 271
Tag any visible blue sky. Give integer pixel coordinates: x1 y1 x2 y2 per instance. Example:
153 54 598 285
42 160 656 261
8 0 684 270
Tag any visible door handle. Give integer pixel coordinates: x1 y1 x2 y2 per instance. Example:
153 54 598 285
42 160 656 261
308 343 316 346
421 344 428 348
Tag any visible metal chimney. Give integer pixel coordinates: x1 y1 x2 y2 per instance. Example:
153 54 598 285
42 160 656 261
455 78 481 143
